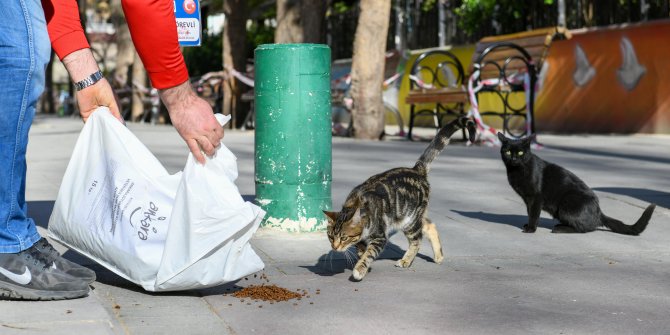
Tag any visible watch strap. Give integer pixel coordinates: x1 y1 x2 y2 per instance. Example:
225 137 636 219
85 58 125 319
74 70 104 91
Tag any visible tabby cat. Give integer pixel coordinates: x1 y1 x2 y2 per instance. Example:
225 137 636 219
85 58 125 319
324 117 476 281
498 133 656 234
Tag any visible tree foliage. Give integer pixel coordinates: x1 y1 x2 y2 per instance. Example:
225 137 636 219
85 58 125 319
452 0 669 39
183 32 223 77
454 0 555 36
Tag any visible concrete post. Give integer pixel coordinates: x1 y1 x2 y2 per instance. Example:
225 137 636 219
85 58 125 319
254 44 332 233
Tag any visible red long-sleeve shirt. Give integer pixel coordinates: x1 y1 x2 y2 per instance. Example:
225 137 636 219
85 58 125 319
42 0 189 89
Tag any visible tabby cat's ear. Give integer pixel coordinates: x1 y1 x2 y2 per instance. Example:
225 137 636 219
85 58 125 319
323 210 338 222
351 208 363 226
497 132 507 143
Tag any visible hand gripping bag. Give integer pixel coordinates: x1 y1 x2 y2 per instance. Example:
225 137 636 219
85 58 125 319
48 107 265 291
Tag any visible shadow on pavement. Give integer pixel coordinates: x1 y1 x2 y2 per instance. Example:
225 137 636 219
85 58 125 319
27 200 54 229
300 241 435 279
547 145 670 164
452 210 556 230
91 262 243 298
594 187 670 209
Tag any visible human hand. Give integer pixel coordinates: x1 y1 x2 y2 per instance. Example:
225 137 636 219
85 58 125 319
160 81 224 164
62 49 123 122
75 77 122 122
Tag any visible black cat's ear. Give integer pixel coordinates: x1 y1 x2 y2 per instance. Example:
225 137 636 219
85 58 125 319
323 210 338 223
522 133 536 146
497 132 507 143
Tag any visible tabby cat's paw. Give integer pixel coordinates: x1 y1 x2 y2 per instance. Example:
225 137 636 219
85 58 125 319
395 258 413 268
522 224 537 233
351 268 366 281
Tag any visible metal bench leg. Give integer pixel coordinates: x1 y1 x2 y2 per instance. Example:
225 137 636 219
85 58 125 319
407 104 416 141
460 106 467 140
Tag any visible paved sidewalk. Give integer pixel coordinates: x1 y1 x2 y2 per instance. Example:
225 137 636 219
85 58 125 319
1 115 668 335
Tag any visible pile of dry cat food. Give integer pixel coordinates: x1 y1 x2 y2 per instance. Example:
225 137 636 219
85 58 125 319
227 273 320 306
232 284 302 302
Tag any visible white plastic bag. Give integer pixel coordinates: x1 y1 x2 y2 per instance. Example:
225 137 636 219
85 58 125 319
48 107 265 291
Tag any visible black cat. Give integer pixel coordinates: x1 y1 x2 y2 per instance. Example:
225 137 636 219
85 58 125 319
497 133 656 235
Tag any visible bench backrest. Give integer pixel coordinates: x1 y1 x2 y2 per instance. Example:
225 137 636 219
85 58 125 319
470 29 559 138
408 50 466 90
470 27 570 80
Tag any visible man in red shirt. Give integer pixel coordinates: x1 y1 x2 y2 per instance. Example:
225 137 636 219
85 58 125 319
0 0 223 300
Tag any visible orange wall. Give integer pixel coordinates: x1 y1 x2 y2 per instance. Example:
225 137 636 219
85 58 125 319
536 20 670 133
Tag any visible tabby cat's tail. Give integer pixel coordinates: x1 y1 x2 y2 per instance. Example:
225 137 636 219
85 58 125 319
414 116 476 175
601 204 656 235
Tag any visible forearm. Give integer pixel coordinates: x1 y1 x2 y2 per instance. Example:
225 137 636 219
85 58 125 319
159 81 197 112
62 49 100 82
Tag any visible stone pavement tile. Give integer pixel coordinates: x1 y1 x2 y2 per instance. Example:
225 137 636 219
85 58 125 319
0 292 118 335
435 255 670 335
203 271 413 335
0 321 117 335
0 228 121 334
92 280 234 335
203 253 670 335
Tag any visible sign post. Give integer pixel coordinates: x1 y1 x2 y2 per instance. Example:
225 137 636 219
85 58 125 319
174 0 201 47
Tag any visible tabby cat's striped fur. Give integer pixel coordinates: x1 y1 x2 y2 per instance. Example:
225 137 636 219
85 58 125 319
324 117 476 281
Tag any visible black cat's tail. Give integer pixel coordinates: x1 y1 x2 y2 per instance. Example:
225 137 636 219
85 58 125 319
601 204 656 235
414 116 476 175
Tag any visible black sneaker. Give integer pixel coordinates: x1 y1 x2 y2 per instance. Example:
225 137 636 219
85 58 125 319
33 238 96 284
0 244 89 300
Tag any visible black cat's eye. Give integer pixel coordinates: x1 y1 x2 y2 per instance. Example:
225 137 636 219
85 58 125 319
518 151 524 156
505 150 511 156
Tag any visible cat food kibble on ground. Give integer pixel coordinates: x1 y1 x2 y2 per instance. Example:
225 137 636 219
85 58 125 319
232 285 303 302
227 273 320 305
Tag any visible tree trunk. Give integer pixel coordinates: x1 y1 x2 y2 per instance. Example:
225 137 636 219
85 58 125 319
110 0 146 122
275 0 302 43
223 0 248 128
349 0 391 140
275 0 326 44
394 0 406 51
300 0 326 43
131 53 146 122
582 0 595 27
44 51 55 114
111 0 131 81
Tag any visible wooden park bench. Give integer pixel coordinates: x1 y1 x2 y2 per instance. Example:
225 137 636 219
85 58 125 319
405 49 468 140
405 27 569 140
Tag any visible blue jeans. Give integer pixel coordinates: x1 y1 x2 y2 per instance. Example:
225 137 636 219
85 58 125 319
0 0 51 253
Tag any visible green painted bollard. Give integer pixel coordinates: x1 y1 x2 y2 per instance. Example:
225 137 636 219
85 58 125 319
254 44 332 232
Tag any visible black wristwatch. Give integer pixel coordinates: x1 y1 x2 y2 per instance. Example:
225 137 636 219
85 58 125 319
74 70 104 91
